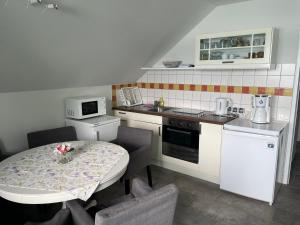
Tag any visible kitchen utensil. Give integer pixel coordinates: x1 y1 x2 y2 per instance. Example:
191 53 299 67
251 94 271 124
215 98 232 115
163 61 182 68
222 53 229 60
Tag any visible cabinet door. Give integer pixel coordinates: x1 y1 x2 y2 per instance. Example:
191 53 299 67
220 130 278 203
128 120 162 161
195 28 273 68
198 122 223 182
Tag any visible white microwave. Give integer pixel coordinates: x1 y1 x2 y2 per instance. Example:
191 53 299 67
65 96 106 119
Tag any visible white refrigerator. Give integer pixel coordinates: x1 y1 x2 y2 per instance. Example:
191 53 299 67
220 118 287 205
66 115 120 142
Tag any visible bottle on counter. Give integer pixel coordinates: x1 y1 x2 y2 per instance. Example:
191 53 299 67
159 97 165 108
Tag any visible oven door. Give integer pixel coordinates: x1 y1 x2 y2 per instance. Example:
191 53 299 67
162 125 199 164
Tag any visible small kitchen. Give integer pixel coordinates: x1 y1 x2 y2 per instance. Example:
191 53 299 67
1 1 300 224
109 27 293 206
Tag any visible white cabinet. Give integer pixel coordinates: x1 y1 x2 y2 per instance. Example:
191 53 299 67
220 129 281 205
195 28 273 69
114 110 223 184
198 122 223 182
113 110 162 162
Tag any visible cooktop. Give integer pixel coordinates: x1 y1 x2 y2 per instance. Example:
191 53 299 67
172 108 205 116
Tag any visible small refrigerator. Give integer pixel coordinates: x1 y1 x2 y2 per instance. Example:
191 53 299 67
66 115 120 142
220 118 287 205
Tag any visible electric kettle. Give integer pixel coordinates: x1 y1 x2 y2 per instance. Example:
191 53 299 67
215 98 231 115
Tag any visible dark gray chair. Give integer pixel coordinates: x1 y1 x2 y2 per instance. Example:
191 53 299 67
66 178 178 225
0 148 11 161
112 126 153 194
24 208 72 225
27 126 78 148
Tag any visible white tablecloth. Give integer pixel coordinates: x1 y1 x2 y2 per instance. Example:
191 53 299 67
0 141 126 201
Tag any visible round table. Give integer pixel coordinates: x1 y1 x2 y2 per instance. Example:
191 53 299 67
0 141 129 204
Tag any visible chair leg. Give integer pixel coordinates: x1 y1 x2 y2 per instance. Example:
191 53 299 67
147 165 153 187
125 179 130 195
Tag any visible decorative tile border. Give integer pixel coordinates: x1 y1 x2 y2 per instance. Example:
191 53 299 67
111 82 293 106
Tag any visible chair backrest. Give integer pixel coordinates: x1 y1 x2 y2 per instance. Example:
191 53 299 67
116 126 153 150
27 126 78 149
95 183 178 225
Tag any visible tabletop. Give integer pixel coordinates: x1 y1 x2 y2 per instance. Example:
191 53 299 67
0 141 129 204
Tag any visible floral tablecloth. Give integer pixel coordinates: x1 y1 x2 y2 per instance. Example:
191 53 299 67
0 141 126 201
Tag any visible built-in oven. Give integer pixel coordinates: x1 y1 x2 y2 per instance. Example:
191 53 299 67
162 117 200 164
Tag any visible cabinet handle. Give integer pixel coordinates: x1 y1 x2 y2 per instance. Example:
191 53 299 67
222 61 234 64
118 112 126 115
159 127 161 136
167 128 191 135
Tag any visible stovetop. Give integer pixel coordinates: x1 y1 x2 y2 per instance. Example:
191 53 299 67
172 108 205 116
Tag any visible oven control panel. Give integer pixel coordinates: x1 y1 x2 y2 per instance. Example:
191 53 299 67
163 117 200 131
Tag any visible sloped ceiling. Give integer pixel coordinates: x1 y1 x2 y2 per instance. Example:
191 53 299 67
0 0 248 92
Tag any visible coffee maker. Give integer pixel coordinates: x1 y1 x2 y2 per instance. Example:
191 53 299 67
251 95 271 124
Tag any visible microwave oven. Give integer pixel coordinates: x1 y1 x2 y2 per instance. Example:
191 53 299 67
65 96 106 119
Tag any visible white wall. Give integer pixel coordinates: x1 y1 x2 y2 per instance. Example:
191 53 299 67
0 0 219 92
0 86 111 154
155 0 300 66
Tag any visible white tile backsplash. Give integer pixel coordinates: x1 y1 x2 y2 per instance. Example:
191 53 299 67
202 74 212 85
201 92 211 102
212 75 222 85
183 100 192 108
155 74 161 83
254 76 267 86
176 74 185 84
192 91 201 101
176 90 184 99
168 90 176 99
255 69 268 76
168 74 177 83
162 74 169 83
243 75 255 86
134 64 295 121
185 75 193 84
232 76 243 86
184 91 193 100
193 75 202 84
281 64 296 76
278 96 292 108
267 76 280 87
155 89 162 98
280 76 294 88
268 64 281 76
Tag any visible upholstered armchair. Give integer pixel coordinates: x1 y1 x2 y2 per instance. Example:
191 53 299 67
67 178 179 225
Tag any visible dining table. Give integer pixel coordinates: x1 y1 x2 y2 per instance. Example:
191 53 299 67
0 141 129 204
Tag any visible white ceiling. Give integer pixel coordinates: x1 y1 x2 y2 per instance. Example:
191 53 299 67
0 0 249 92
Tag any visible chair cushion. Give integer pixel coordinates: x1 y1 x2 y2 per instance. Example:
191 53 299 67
131 178 153 197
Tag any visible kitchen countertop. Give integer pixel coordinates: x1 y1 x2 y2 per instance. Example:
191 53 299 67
224 118 288 136
113 105 237 125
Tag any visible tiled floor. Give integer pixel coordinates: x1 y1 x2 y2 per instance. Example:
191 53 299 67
96 155 300 225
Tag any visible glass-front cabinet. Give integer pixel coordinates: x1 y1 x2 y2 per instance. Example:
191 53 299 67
195 28 273 69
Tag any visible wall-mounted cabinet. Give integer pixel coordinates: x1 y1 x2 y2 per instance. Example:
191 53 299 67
195 28 273 69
